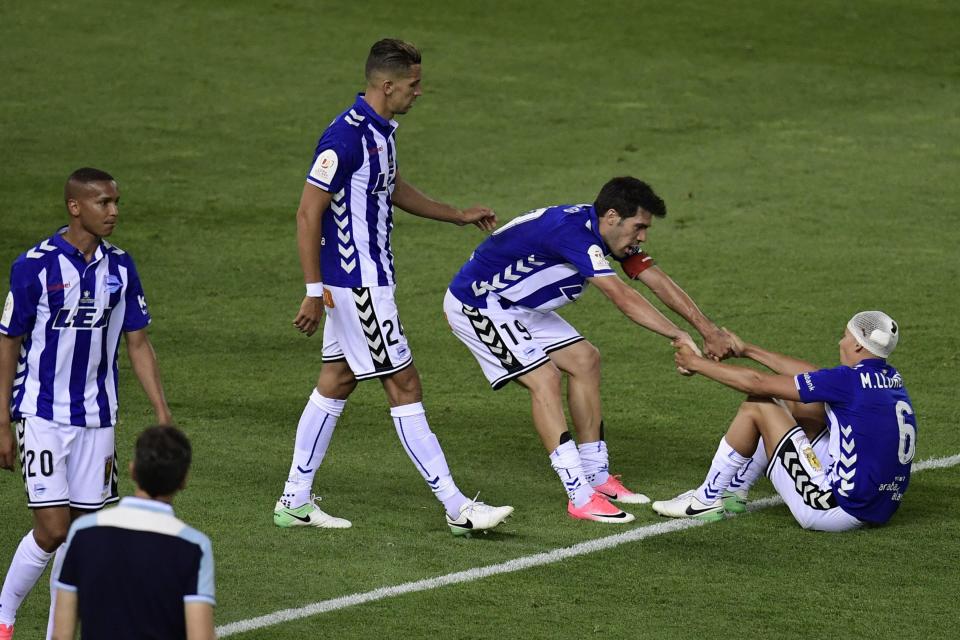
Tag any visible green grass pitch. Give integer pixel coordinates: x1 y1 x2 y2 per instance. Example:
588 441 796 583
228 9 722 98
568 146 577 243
1 1 959 638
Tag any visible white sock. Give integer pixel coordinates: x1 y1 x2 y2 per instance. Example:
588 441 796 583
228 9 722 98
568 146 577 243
578 440 610 486
728 437 767 496
0 531 54 625
391 403 467 519
694 437 750 505
280 390 346 508
550 440 594 507
45 546 66 640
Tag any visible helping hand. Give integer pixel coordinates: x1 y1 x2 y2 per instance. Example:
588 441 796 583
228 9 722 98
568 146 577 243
462 206 498 232
672 333 701 376
703 327 738 361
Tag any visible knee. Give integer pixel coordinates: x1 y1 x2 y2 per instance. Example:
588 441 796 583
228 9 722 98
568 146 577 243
385 366 422 403
34 525 68 552
577 342 601 376
317 365 357 398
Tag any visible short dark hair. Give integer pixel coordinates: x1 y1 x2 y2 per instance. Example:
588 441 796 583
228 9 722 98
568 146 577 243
133 426 192 498
594 177 667 220
365 38 421 80
64 167 115 202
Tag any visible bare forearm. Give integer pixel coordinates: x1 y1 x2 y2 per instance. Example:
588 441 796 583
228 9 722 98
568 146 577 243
641 269 716 336
0 334 23 423
616 288 686 339
127 339 171 422
52 589 78 639
741 343 818 376
185 602 216 640
296 207 323 283
392 179 463 224
691 358 800 400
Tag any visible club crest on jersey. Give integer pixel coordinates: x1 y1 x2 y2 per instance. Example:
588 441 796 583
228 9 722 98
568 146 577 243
53 297 113 330
1 291 12 327
104 274 122 294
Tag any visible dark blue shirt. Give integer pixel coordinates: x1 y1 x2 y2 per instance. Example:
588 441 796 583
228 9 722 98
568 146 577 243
795 359 916 524
55 497 215 639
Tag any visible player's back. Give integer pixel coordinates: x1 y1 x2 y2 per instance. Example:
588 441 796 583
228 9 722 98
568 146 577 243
821 359 916 524
450 204 614 312
56 499 215 640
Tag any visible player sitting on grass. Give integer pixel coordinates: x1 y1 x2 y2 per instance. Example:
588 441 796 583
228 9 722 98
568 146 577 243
654 311 916 532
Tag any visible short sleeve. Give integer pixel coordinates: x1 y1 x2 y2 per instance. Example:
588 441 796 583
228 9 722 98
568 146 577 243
553 228 615 278
306 131 361 194
122 257 151 332
182 530 216 606
1 260 41 337
795 366 853 404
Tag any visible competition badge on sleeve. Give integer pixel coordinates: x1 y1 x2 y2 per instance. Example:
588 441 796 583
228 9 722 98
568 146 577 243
1 291 12 327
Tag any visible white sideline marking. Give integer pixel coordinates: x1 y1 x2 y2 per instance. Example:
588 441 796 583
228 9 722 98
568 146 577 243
217 453 960 637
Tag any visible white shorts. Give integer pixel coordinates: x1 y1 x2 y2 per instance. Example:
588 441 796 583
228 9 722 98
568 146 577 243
443 289 583 389
766 426 862 532
322 285 413 380
15 416 119 510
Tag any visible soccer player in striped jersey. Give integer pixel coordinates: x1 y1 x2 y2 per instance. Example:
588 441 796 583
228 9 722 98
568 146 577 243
659 312 915 531
0 168 172 639
444 177 737 523
274 39 513 535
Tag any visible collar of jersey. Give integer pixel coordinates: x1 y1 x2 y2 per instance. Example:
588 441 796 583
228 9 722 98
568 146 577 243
855 358 888 368
50 226 107 264
585 205 612 256
354 93 398 131
119 496 175 515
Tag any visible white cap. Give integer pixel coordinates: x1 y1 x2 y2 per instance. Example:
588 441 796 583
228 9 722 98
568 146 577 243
847 311 899 358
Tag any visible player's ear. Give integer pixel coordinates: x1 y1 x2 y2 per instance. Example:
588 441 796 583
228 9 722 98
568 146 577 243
178 472 190 492
66 198 81 218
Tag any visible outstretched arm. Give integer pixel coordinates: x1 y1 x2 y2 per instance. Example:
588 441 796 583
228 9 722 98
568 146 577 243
391 175 497 231
589 275 700 354
636 266 735 359
0 333 24 470
725 329 819 376
125 329 173 424
674 344 801 400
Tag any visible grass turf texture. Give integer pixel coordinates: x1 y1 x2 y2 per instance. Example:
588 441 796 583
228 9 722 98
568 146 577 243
2 0 959 637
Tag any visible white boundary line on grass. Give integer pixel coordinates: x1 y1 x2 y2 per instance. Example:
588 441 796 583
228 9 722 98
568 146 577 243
217 453 960 637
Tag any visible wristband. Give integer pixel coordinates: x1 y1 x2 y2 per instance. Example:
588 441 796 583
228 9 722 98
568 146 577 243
621 252 655 280
306 282 325 297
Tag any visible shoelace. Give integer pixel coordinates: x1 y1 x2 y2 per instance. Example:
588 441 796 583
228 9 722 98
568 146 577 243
465 492 489 512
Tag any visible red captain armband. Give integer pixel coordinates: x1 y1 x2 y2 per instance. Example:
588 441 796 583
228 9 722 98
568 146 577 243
621 251 656 280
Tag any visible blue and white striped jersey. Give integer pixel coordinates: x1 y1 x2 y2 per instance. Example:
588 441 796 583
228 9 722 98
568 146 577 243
795 358 916 524
1 229 151 428
449 204 616 312
306 94 399 287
